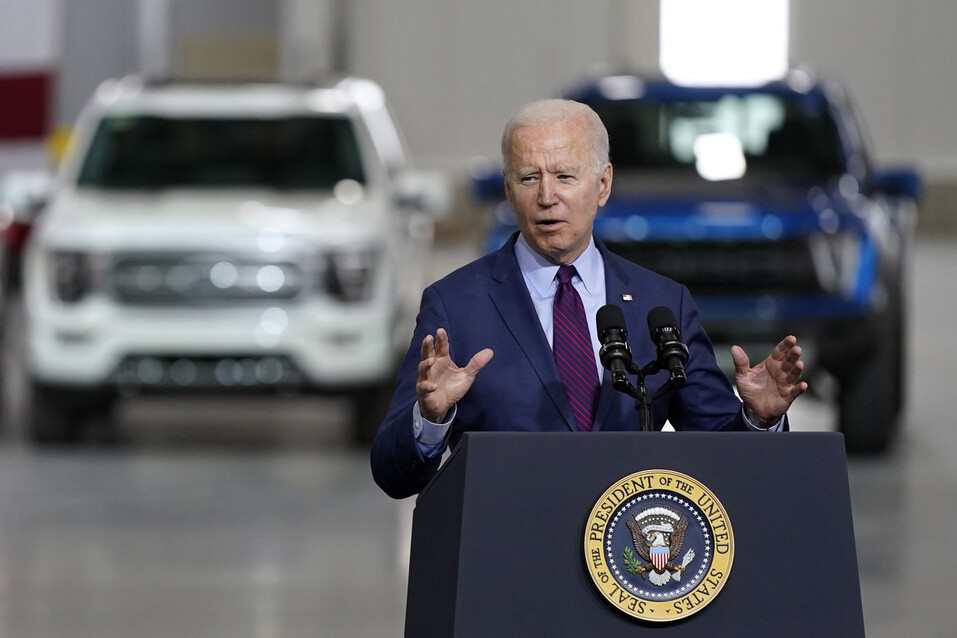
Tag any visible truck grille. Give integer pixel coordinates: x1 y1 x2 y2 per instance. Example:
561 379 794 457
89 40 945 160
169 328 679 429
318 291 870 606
111 354 303 389
603 239 824 296
110 254 308 305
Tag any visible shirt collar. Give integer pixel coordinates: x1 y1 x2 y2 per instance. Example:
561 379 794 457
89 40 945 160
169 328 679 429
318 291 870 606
514 233 602 297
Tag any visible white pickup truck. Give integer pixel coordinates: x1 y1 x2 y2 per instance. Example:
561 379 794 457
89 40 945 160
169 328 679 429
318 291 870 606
23 76 448 444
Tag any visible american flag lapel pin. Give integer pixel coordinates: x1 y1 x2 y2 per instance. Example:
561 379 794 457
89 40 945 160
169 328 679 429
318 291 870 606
621 294 634 302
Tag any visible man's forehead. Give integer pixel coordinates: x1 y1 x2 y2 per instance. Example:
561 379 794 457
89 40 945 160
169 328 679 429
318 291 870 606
512 117 588 142
510 123 591 163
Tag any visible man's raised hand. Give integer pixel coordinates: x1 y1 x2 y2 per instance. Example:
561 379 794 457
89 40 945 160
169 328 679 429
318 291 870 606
416 328 494 423
731 335 808 428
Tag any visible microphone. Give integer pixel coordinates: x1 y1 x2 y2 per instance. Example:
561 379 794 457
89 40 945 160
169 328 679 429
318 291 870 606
647 306 689 387
596 304 633 388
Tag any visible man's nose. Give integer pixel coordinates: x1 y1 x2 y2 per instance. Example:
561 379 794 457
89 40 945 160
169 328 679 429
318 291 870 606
537 176 556 206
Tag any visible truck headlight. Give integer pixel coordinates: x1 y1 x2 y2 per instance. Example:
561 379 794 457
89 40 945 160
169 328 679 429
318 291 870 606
808 233 861 295
322 249 379 303
50 251 107 303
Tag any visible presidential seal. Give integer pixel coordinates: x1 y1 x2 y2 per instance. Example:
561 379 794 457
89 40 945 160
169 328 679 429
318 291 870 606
583 469 734 622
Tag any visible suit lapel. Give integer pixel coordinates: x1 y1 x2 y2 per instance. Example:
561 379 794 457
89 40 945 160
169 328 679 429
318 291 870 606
488 237 577 431
593 241 637 431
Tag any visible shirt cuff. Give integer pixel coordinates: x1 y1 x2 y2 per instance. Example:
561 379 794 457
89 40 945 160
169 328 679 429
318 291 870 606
413 402 456 455
742 408 784 432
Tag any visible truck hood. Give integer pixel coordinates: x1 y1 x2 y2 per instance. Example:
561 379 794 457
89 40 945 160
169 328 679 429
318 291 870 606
595 178 864 241
38 187 392 251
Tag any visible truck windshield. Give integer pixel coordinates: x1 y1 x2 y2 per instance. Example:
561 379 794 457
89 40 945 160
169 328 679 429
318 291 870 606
591 93 844 182
77 115 366 190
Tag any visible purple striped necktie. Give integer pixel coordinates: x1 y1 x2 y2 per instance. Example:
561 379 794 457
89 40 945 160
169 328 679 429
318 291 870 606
552 265 600 431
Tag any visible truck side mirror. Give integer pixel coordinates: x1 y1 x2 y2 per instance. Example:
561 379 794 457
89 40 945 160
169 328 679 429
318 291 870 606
872 167 921 201
393 169 453 218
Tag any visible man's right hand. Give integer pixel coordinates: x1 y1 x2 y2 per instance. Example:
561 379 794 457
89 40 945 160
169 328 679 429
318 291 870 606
416 328 494 423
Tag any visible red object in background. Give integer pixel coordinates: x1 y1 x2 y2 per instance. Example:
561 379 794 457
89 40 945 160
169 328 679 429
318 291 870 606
3 219 32 254
1 219 34 288
0 71 51 139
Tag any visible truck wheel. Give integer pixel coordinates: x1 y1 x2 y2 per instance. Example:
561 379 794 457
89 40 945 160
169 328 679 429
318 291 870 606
351 382 392 447
838 310 903 454
29 383 117 444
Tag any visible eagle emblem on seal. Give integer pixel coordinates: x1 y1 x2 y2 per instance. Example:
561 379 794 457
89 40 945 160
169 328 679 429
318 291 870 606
623 506 697 587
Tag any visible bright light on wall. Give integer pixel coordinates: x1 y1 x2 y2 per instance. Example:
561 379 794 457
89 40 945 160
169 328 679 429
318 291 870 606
660 0 789 87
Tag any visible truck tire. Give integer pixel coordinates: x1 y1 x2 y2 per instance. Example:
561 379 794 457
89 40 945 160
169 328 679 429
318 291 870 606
351 382 393 447
838 308 903 454
29 383 117 444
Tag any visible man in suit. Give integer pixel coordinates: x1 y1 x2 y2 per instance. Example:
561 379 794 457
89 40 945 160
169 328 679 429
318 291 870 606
371 99 806 499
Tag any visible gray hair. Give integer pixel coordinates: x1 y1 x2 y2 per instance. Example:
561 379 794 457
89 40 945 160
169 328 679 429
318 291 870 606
501 99 609 175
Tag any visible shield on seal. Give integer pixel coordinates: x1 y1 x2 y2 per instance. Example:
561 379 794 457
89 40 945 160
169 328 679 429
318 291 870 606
650 545 669 571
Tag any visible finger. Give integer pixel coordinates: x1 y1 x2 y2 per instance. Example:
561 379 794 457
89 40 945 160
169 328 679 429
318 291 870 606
780 346 805 379
786 344 802 364
464 348 494 375
415 355 438 395
788 359 805 382
786 380 809 402
730 345 751 376
419 334 435 361
775 346 800 373
417 356 434 380
773 335 798 361
434 328 450 358
777 361 801 387
416 379 437 395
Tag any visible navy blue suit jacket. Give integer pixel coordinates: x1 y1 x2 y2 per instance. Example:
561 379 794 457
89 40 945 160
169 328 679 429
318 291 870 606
371 234 759 498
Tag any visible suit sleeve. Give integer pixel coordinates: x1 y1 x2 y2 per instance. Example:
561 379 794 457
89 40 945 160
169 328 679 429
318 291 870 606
370 285 450 499
664 285 751 431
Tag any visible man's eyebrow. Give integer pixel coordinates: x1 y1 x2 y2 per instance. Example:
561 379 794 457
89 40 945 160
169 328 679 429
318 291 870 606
551 166 579 175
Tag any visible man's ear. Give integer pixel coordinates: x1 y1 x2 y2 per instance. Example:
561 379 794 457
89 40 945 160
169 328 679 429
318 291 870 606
598 163 613 206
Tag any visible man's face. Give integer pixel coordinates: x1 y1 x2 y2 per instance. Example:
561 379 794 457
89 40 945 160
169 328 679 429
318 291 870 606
504 117 612 265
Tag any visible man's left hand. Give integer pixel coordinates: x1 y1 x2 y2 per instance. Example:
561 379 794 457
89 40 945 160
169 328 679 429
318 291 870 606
731 336 808 428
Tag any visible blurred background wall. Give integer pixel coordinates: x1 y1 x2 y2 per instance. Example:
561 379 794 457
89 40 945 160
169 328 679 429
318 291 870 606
2 0 955 233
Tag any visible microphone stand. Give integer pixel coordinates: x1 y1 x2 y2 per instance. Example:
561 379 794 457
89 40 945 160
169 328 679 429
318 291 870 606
610 359 687 432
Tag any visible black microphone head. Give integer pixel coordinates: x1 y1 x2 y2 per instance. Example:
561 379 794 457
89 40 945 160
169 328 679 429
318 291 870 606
597 304 627 341
647 306 678 336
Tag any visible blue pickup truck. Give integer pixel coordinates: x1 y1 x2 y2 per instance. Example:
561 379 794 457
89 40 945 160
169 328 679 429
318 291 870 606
474 71 920 453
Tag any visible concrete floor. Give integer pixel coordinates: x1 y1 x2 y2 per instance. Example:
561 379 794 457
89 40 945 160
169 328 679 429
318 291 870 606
0 237 954 637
